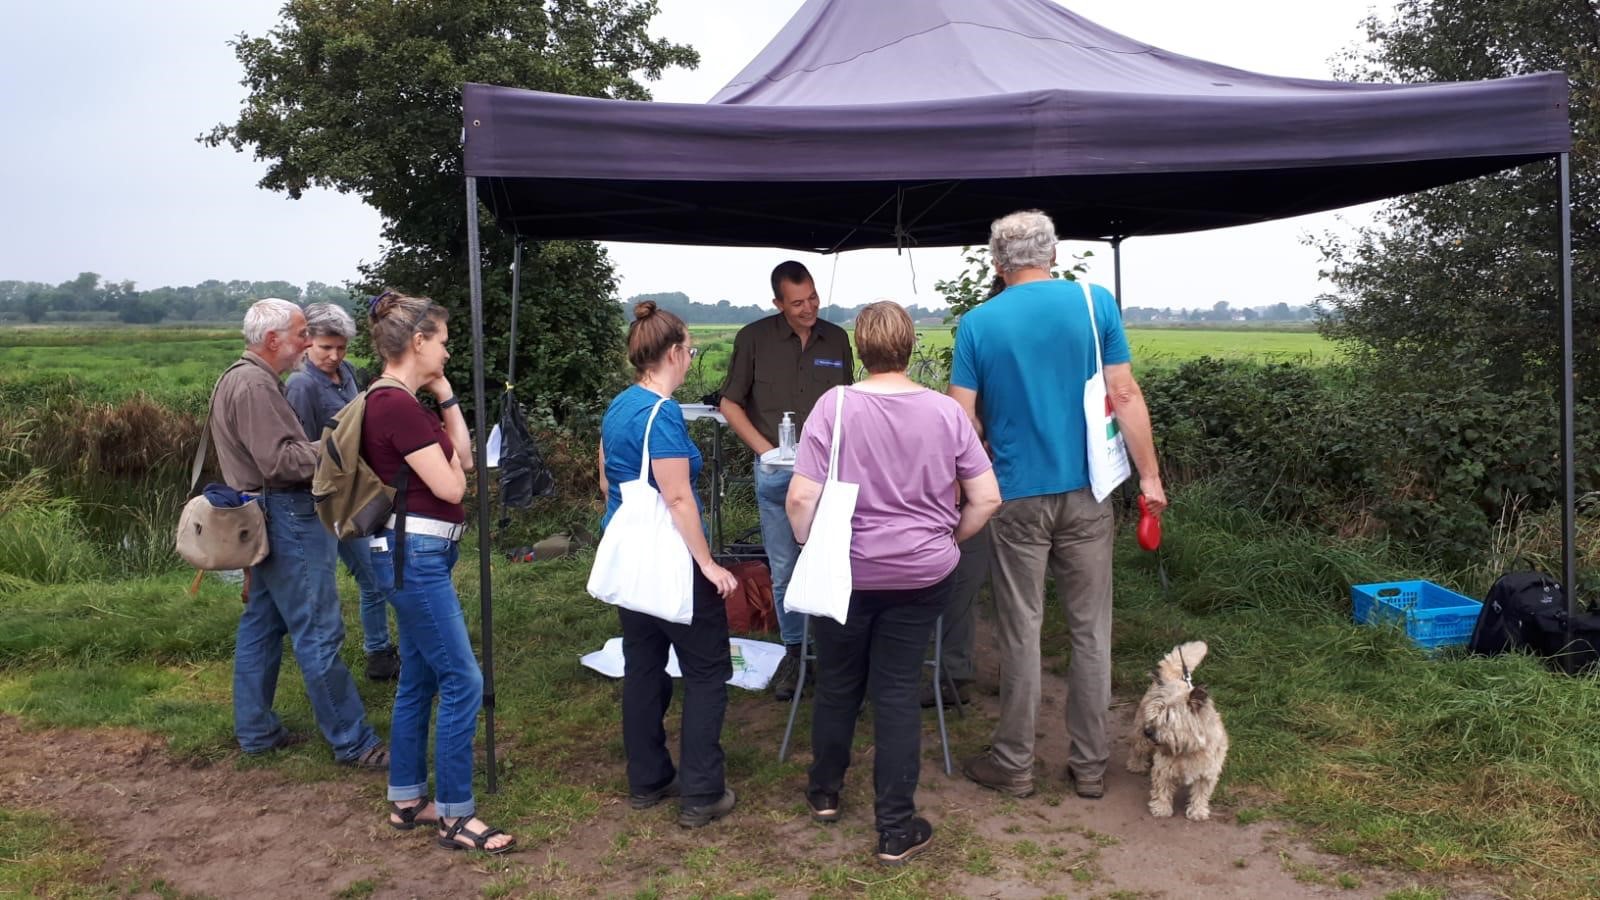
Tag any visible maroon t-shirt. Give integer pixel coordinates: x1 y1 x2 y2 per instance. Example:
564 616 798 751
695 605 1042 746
360 387 465 524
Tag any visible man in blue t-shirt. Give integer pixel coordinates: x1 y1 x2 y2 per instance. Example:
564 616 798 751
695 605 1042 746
948 209 1167 802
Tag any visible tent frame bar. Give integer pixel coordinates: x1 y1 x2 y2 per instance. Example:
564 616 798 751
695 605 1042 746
1559 152 1576 629
465 176 498 793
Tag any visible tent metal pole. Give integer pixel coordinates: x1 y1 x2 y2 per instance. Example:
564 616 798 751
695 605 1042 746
1111 237 1124 310
465 176 498 792
1558 153 1576 632
507 240 522 384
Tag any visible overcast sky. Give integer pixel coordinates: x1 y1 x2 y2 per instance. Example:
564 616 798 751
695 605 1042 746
0 0 1394 310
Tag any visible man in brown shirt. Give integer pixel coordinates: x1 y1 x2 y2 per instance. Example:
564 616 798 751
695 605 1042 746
720 261 854 700
212 298 385 767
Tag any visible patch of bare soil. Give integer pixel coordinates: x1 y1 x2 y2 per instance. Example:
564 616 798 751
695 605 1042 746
0 716 506 899
0 628 1502 899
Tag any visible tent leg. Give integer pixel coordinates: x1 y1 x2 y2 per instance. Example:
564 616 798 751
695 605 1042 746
466 176 498 792
1111 236 1123 310
1558 153 1576 634
508 241 522 383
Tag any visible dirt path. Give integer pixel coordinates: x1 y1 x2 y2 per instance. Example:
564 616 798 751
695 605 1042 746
0 647 1496 898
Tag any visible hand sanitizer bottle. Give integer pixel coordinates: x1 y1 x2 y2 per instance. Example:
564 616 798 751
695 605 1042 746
778 411 796 461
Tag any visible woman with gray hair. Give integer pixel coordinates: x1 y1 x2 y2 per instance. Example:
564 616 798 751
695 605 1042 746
286 301 399 681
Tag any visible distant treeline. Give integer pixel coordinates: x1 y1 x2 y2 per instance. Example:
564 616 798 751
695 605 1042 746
0 273 355 325
1122 301 1319 323
626 290 1320 326
624 291 951 325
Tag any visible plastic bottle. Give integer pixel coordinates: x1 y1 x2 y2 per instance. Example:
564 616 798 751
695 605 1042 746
778 411 797 460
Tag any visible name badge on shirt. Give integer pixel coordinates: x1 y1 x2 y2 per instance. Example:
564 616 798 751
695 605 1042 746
813 358 844 369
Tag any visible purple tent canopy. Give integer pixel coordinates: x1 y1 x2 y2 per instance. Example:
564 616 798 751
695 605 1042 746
463 0 1569 249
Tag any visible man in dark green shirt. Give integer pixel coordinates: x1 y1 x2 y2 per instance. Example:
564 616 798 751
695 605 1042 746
720 261 854 700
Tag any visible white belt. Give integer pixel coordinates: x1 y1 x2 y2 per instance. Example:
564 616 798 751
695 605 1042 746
386 514 466 542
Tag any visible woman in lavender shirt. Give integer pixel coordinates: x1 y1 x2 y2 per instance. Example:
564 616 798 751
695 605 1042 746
786 301 1002 866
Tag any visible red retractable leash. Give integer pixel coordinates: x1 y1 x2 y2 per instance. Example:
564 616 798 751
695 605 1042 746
1137 494 1170 597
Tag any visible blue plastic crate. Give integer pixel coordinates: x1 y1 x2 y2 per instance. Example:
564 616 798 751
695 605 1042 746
1351 580 1482 650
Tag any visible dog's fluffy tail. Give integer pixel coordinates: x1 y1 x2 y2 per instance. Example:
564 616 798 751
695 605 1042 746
1156 641 1208 683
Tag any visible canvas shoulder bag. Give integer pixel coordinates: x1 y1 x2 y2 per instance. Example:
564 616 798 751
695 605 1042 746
1082 281 1132 502
586 397 695 624
174 360 270 571
785 387 858 625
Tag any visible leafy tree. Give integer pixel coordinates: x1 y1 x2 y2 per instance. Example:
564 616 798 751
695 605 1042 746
201 0 698 419
1316 0 1599 394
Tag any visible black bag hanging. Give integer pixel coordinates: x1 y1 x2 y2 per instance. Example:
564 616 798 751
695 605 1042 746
497 388 555 509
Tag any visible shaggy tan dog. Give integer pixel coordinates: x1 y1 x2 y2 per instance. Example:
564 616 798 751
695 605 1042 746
1125 640 1229 820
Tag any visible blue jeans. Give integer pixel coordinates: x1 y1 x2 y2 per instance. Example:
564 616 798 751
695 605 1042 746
338 536 394 654
235 490 379 761
370 530 483 819
754 461 804 646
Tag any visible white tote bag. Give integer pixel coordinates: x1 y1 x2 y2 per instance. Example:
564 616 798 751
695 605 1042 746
586 398 695 624
784 387 858 625
1082 281 1132 502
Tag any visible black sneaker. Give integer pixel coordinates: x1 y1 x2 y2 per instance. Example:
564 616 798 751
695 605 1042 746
806 789 840 823
678 788 736 828
366 646 400 681
770 647 802 701
876 816 934 866
629 775 679 810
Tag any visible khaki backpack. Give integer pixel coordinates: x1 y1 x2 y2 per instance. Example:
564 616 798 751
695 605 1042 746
312 376 413 541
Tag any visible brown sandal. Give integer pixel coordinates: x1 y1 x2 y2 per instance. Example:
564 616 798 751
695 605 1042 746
341 742 389 769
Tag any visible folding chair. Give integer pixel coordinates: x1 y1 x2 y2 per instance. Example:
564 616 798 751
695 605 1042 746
777 614 963 775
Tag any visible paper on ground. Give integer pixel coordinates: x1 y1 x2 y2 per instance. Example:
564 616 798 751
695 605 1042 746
580 637 786 691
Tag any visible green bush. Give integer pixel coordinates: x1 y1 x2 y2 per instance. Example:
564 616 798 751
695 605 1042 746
1142 359 1600 566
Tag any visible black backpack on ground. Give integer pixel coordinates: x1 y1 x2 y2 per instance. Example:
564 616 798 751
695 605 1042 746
1470 572 1600 674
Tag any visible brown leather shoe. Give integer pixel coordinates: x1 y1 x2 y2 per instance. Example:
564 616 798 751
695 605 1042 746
1066 767 1105 799
961 752 1034 798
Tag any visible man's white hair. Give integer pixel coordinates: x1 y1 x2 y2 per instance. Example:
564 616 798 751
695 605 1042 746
989 209 1058 275
243 298 303 347
304 302 357 340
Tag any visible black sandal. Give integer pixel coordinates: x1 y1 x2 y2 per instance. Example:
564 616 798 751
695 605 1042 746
388 798 436 831
437 816 517 855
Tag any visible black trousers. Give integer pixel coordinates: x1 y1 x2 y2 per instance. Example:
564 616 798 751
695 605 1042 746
619 564 732 805
808 571 952 835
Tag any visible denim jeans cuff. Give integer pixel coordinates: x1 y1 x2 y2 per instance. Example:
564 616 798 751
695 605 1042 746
387 782 427 802
434 798 476 819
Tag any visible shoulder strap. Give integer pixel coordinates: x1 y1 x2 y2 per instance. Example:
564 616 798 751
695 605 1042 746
1082 281 1105 377
639 397 668 474
825 386 846 483
190 358 251 495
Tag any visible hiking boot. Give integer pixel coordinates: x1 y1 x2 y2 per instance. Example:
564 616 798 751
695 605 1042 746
678 788 736 829
962 752 1034 798
806 789 841 824
366 646 400 681
629 775 680 810
919 678 972 708
876 816 934 866
1066 767 1105 799
770 646 803 701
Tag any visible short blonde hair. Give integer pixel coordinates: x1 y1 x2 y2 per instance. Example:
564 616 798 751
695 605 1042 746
854 301 915 374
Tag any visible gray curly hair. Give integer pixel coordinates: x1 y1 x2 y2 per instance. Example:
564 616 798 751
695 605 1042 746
989 209 1058 275
304 303 357 340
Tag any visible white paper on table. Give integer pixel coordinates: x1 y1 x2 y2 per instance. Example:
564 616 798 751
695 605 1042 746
486 424 502 468
758 447 796 468
580 636 787 691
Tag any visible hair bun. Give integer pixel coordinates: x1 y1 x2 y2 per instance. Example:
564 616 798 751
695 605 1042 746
633 300 658 321
369 289 403 324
